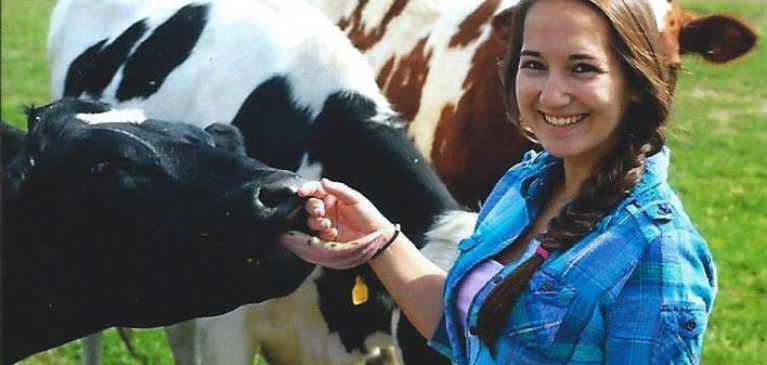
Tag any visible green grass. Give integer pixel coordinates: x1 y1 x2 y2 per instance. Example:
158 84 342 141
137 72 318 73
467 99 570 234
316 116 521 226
666 2 767 363
1 0 53 128
3 0 766 363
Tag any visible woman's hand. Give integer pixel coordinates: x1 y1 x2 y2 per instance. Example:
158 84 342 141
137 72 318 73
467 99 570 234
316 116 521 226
278 178 397 269
300 178 396 243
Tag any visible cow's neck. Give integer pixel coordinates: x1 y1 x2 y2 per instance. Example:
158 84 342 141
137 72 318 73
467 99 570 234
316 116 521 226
309 92 462 246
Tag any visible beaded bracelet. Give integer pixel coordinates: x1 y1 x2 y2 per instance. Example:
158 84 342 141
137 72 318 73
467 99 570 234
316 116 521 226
370 223 401 260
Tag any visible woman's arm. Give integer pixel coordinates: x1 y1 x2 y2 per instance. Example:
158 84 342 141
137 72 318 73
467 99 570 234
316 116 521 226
367 232 447 338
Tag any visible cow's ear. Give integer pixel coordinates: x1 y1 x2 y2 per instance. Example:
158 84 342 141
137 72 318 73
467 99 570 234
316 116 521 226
24 104 43 131
491 7 515 43
679 15 756 63
204 123 247 156
2 119 28 166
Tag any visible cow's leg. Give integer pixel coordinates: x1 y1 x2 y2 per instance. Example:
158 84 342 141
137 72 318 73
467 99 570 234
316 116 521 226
81 332 103 365
198 307 257 365
165 321 202 365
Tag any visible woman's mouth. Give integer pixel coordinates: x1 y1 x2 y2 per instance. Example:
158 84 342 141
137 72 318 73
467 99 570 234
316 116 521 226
541 113 587 127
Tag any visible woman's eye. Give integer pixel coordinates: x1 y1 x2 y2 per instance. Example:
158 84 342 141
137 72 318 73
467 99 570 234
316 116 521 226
520 60 545 70
573 63 600 73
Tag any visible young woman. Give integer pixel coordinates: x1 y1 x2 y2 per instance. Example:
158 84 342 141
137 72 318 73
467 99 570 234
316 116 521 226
289 0 717 362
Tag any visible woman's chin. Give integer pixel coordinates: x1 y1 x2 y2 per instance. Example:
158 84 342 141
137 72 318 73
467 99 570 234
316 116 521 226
538 142 579 159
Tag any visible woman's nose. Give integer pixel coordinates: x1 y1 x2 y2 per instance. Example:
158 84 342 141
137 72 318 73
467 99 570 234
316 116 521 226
539 73 571 108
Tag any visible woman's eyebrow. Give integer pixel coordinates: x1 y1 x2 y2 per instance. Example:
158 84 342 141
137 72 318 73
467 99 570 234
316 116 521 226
520 50 599 61
570 53 598 61
520 50 541 57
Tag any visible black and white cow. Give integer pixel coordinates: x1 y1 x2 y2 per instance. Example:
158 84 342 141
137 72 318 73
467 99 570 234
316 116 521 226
48 0 475 364
1 98 347 363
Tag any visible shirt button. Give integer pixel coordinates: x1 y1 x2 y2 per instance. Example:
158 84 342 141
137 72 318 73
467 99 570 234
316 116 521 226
492 275 502 284
685 320 697 331
542 281 555 291
469 326 478 336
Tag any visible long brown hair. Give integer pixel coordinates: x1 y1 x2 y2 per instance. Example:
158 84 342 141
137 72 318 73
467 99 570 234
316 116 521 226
477 0 674 349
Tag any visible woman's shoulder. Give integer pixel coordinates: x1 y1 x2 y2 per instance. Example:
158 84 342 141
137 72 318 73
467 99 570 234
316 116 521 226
589 183 705 266
619 183 701 243
598 184 714 292
601 148 699 244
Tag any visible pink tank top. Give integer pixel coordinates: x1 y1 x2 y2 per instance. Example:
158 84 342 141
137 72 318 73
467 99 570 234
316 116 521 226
456 259 504 328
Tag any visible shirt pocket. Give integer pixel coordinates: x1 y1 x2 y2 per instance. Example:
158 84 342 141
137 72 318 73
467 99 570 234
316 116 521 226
652 304 708 364
504 278 577 352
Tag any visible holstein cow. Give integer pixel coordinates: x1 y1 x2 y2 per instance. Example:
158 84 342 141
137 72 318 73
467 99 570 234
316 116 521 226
1 98 382 364
306 0 757 207
48 0 474 364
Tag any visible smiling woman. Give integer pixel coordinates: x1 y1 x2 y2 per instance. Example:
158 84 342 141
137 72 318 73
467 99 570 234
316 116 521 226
514 0 634 173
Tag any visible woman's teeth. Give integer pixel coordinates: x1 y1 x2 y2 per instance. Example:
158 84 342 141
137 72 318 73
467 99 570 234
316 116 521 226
543 113 585 127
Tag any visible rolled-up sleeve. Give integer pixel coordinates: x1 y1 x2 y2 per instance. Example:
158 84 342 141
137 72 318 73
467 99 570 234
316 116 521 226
427 314 455 361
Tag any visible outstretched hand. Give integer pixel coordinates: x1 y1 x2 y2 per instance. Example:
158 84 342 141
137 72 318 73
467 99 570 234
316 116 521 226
278 178 397 269
299 178 395 243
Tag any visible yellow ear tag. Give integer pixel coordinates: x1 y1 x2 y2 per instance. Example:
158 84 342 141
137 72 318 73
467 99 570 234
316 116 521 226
352 275 369 305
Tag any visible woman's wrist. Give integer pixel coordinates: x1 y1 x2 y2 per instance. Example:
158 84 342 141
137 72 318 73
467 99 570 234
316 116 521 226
370 223 401 261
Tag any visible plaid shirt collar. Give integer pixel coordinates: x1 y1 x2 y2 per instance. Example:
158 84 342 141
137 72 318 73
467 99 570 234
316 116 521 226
519 147 670 200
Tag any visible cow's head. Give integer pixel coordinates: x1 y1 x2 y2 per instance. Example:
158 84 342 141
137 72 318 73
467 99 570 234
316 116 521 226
1 98 316 361
660 2 757 67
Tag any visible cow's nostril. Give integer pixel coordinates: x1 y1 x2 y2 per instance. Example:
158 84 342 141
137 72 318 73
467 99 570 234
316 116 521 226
258 186 294 209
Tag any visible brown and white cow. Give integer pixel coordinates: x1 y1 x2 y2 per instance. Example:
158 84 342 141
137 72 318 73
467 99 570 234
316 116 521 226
307 0 757 207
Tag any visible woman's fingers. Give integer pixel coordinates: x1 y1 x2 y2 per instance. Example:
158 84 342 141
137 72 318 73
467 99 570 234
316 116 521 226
305 198 325 217
321 178 366 205
298 180 327 199
307 216 332 232
320 227 339 241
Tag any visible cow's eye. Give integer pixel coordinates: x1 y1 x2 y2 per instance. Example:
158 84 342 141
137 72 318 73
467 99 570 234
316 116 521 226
90 162 111 175
90 159 136 176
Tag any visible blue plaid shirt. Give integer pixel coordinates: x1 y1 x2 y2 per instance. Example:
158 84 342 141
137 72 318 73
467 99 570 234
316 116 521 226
429 147 716 364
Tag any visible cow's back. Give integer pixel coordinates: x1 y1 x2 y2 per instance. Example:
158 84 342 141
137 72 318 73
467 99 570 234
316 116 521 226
49 0 391 132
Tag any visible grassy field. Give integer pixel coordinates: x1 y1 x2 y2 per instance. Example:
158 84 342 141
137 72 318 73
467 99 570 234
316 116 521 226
3 0 766 364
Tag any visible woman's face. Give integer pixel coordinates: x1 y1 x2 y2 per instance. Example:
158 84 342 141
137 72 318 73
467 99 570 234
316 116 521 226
515 0 631 167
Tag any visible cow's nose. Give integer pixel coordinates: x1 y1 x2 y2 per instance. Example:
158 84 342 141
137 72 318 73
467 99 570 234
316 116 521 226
258 184 297 209
254 175 307 221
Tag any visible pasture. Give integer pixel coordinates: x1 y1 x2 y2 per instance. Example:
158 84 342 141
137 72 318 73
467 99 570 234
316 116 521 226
2 0 765 364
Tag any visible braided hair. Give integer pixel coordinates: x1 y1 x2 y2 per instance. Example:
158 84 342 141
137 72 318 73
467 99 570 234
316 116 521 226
476 0 674 349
